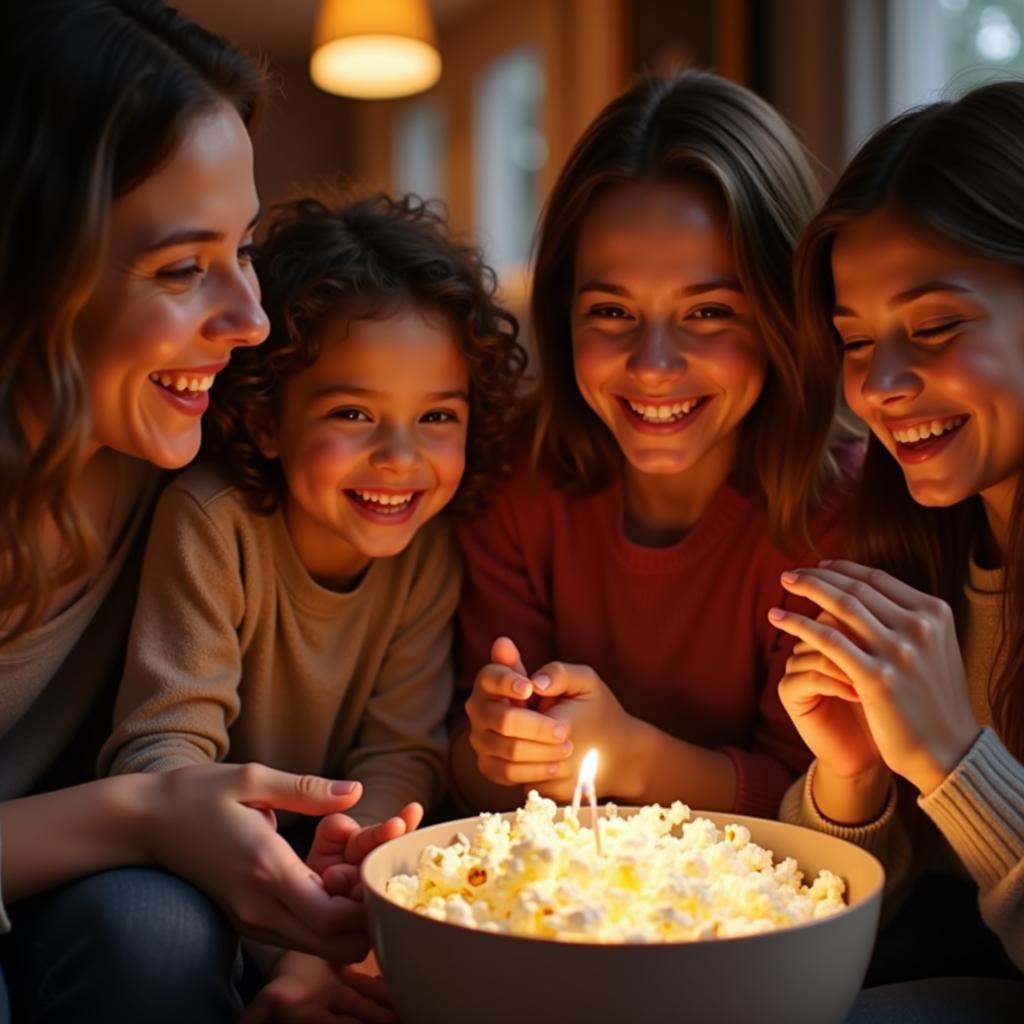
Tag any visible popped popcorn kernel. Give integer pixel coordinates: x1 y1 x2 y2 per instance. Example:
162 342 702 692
385 790 847 943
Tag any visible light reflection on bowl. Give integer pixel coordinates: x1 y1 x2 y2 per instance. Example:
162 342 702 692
362 809 884 1024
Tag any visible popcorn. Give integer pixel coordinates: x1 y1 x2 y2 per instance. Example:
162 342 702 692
386 791 847 944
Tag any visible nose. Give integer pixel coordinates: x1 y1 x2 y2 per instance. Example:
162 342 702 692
203 266 270 348
626 320 685 384
856 337 924 410
369 423 422 474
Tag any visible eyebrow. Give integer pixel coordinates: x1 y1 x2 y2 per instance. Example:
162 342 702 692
833 281 973 318
576 277 742 298
142 209 262 253
311 384 471 403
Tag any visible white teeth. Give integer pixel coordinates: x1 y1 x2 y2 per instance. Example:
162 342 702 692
150 372 216 393
892 416 965 444
626 398 699 422
353 490 415 507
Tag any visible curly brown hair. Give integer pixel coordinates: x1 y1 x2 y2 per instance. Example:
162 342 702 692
203 193 527 516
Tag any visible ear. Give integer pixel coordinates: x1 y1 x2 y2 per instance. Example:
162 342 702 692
246 412 279 460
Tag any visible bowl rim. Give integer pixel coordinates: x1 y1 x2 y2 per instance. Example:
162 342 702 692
361 806 886 949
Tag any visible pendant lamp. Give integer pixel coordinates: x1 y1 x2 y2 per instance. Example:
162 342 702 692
310 0 442 99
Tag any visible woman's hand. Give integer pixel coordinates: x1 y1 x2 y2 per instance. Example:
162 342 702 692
769 559 981 795
145 762 372 962
241 951 396 1024
528 660 637 803
465 637 574 788
779 611 884 778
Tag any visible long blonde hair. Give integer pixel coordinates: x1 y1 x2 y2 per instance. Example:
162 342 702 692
0 0 262 636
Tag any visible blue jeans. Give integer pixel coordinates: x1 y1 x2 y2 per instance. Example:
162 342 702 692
0 963 10 1024
0 867 242 1023
846 977 1024 1023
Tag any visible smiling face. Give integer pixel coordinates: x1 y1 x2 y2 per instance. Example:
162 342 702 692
261 305 470 588
831 209 1024 510
74 102 268 469
570 180 766 479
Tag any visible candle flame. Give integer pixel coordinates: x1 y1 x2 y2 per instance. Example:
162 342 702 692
578 748 599 792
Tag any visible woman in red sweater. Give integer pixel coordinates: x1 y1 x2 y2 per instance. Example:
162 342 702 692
451 70 856 817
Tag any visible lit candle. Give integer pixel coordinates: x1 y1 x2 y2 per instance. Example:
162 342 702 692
569 748 602 856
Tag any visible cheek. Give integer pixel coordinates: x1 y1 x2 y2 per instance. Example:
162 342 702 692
572 332 622 396
288 432 361 487
429 431 468 486
841 362 870 419
700 333 766 401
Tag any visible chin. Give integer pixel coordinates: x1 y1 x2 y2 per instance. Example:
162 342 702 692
137 435 201 470
624 449 700 476
904 478 973 509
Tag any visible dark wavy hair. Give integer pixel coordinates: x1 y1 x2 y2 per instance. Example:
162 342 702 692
204 193 527 516
795 81 1024 760
0 0 262 637
531 69 852 549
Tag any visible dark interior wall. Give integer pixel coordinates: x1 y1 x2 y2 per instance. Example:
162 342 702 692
629 0 718 76
252 57 361 207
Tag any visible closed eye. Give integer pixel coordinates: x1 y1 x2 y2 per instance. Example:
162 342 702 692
913 318 964 339
839 339 873 354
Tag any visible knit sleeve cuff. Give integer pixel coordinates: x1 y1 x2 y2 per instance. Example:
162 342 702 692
0 825 10 934
786 760 899 859
721 746 801 819
919 727 1024 893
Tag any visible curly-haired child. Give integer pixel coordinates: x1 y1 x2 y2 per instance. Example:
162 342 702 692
99 193 527 1016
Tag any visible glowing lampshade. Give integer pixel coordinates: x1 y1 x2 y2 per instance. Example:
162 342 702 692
310 0 442 100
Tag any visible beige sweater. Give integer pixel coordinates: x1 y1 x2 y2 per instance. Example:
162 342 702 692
0 454 162 930
99 464 458 828
780 556 1024 970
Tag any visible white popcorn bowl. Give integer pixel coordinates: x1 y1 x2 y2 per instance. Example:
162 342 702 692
361 809 884 1024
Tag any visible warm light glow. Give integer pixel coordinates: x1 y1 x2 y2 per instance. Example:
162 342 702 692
310 0 442 100
578 748 599 793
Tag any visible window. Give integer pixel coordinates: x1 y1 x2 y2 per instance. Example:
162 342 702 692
888 0 1024 115
392 101 444 203
472 46 547 272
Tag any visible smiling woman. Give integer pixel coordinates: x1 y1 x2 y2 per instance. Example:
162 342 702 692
0 4 383 1022
451 70 860 824
775 80 1024 1018
98 192 526 1017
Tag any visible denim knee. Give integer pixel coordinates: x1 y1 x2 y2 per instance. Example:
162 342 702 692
8 867 241 1024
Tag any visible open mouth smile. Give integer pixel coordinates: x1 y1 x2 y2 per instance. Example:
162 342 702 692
618 395 712 433
148 362 227 414
344 488 424 524
888 415 969 465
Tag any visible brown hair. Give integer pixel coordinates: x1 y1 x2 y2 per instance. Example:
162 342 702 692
795 81 1024 759
203 193 527 516
0 0 263 637
530 69 847 548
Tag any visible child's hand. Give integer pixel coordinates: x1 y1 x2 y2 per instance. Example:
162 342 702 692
307 803 423 888
241 951 395 1024
465 637 575 788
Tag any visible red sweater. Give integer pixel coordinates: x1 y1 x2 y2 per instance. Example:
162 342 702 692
456 451 853 818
